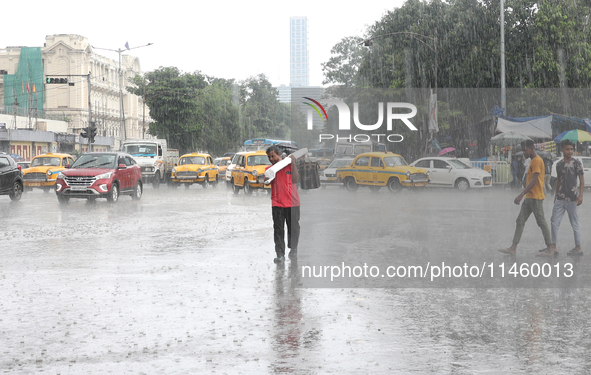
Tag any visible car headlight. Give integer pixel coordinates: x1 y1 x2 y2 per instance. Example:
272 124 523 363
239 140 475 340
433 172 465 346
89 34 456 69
57 172 65 179
96 172 113 179
406 171 411 178
197 168 202 174
252 170 258 177
426 171 430 176
47 170 53 176
172 168 176 174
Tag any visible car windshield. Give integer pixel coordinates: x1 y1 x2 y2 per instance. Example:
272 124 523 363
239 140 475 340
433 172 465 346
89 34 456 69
448 159 471 169
355 145 372 154
383 156 407 167
317 159 331 166
31 157 61 167
123 144 157 156
72 154 116 169
329 159 353 168
336 144 353 155
179 156 205 165
248 155 271 166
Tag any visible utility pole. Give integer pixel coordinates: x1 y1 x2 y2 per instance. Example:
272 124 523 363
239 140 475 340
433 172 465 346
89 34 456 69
12 87 17 129
92 43 153 146
142 82 146 139
118 51 125 142
28 83 32 129
88 72 93 152
500 0 506 115
431 29 438 154
33 89 38 130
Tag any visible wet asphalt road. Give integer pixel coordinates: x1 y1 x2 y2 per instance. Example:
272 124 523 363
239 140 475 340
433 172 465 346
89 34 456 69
1 185 591 374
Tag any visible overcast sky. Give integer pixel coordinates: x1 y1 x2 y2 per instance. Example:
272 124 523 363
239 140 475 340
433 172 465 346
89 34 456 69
3 0 404 87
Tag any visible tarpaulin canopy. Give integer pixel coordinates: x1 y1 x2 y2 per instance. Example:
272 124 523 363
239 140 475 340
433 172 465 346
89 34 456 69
496 115 553 140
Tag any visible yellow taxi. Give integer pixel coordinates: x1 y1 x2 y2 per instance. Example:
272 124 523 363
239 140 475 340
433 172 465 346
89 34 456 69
336 152 429 193
315 158 332 171
22 153 75 192
215 157 232 180
231 150 272 195
171 153 219 189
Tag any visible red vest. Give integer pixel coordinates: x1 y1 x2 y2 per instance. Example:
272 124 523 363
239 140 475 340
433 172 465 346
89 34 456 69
266 164 300 207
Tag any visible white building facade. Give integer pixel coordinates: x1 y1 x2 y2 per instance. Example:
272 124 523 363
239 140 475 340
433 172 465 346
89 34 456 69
0 34 151 149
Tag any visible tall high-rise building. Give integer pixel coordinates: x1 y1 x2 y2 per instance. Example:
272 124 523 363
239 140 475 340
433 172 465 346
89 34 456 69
290 16 309 87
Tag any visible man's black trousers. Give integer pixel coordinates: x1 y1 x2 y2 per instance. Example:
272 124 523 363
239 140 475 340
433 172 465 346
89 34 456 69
272 206 300 257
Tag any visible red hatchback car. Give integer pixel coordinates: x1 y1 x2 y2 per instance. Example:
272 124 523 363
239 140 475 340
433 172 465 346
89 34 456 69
55 152 143 203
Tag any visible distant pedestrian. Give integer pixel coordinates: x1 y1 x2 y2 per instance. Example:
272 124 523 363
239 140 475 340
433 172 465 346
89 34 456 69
265 146 300 263
518 155 525 180
546 140 584 257
544 156 553 193
511 158 520 190
499 140 552 255
488 154 498 182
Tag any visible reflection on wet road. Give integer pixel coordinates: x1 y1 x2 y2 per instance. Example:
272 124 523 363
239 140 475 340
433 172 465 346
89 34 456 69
1 187 590 373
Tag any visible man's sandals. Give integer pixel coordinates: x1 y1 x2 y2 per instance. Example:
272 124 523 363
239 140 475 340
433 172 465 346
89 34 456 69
567 248 584 256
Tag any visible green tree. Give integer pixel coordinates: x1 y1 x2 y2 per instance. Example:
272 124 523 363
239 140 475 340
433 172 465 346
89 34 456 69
128 71 311 156
195 79 241 156
321 36 367 87
128 67 208 154
321 0 591 159
239 74 291 140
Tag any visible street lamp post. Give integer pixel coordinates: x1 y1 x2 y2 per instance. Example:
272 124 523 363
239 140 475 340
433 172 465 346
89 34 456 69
500 0 506 115
91 43 153 145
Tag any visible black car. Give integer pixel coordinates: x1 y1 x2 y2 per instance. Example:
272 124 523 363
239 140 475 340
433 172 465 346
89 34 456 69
0 153 24 201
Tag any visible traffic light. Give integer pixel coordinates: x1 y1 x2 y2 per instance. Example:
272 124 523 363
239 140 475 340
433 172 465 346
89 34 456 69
80 127 89 139
89 124 98 144
45 77 68 84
